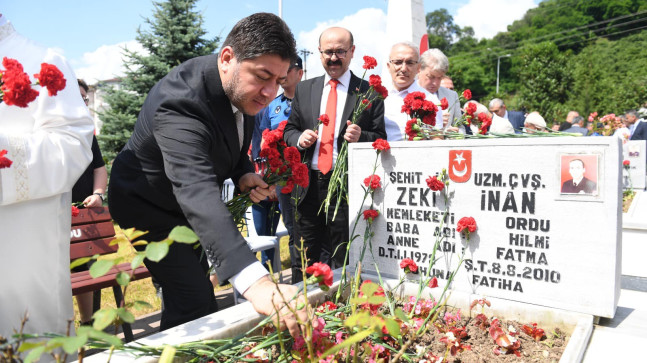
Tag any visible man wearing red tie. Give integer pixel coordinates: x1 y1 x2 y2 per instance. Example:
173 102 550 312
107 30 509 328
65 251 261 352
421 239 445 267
284 27 385 283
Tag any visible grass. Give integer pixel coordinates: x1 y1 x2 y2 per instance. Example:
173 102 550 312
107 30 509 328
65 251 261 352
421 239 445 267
72 223 291 330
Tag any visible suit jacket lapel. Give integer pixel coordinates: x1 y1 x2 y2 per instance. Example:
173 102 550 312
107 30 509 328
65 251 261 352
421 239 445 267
339 73 360 138
204 59 240 167
310 76 325 129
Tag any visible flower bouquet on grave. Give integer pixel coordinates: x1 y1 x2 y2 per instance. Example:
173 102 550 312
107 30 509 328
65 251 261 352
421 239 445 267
322 55 388 220
226 120 310 227
402 91 442 140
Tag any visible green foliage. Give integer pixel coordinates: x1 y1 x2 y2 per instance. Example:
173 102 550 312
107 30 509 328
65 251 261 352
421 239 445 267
516 42 572 122
425 8 476 54
432 0 647 121
568 32 647 116
98 0 219 163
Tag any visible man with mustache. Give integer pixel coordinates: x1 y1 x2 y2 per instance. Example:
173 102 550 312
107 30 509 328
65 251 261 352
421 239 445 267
284 27 385 282
108 13 309 337
383 42 438 141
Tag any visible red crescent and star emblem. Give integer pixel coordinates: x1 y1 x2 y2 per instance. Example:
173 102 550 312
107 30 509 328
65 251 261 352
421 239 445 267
448 150 472 183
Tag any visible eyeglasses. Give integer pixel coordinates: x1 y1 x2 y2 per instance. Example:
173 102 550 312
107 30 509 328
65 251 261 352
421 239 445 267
389 59 418 67
320 48 350 59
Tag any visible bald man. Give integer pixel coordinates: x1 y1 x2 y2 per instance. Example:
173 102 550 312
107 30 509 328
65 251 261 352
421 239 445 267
284 27 385 282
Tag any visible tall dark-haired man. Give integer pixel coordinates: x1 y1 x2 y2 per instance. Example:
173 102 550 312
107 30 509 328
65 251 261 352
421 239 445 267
284 27 385 283
108 13 308 336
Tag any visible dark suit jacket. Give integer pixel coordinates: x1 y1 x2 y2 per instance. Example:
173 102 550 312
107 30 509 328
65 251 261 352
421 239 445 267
507 110 526 134
283 72 386 202
561 177 597 194
108 55 257 283
630 121 647 141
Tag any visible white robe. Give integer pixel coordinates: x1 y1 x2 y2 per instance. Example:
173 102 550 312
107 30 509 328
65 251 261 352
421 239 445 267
0 21 94 338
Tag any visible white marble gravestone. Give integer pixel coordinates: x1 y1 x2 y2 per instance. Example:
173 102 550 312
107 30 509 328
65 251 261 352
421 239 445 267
622 140 646 190
348 137 622 318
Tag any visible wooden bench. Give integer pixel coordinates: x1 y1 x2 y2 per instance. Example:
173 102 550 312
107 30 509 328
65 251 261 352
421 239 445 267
70 206 151 342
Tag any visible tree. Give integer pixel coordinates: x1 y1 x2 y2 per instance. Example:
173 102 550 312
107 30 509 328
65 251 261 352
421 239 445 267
516 42 572 122
425 9 475 54
98 0 219 163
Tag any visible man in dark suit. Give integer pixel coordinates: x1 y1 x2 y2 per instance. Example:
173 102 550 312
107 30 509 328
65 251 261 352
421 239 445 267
561 159 597 194
489 98 525 133
627 110 647 141
108 13 308 336
284 27 385 283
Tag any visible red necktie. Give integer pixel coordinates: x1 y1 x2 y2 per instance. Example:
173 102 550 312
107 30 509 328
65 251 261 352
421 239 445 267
318 79 339 174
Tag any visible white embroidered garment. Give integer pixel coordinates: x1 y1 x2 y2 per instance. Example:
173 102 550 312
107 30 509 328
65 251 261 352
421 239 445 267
0 21 94 337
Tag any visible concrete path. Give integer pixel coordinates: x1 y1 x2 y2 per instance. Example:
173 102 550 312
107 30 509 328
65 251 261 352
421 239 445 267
582 277 647 362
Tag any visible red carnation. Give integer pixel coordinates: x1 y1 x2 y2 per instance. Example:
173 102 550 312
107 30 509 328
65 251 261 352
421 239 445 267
428 277 439 288
259 147 281 162
71 206 80 217
318 114 330 127
363 56 378 70
284 146 301 164
1 57 39 108
305 262 334 290
277 120 288 132
0 149 13 169
462 89 472 100
316 301 338 313
405 119 419 140
372 138 390 152
426 176 445 191
465 102 477 116
373 84 388 99
261 128 282 147
440 97 449 110
33 63 66 96
290 162 310 188
281 179 294 194
457 216 477 235
400 258 418 274
368 74 382 88
364 174 381 190
623 159 630 167
363 209 379 222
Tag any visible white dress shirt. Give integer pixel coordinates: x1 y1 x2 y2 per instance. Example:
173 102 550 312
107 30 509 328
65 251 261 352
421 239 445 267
311 70 351 171
384 81 443 141
490 111 515 134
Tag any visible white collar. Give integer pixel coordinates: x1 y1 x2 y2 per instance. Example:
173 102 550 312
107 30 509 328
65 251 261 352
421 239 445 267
324 69 351 88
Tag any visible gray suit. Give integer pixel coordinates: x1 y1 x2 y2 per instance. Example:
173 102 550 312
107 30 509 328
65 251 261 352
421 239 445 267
438 86 462 127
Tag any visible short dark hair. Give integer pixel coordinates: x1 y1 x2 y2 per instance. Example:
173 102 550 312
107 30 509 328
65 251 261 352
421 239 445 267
221 12 296 63
77 79 89 92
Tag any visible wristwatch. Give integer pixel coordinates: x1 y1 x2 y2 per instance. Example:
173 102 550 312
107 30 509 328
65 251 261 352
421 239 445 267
94 192 105 201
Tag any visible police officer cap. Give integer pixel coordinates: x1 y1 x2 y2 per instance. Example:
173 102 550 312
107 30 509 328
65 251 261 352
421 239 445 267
291 56 303 69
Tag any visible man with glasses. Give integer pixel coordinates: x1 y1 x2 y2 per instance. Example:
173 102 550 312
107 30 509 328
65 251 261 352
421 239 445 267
251 56 303 271
383 42 440 141
488 98 525 134
284 26 385 283
417 49 464 133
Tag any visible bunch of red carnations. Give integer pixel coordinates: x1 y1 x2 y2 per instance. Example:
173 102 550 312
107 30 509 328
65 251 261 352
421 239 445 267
402 91 440 140
0 56 66 107
226 120 309 226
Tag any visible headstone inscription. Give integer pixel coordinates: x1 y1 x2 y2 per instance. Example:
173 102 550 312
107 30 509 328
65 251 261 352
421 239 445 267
348 137 622 318
622 140 646 190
